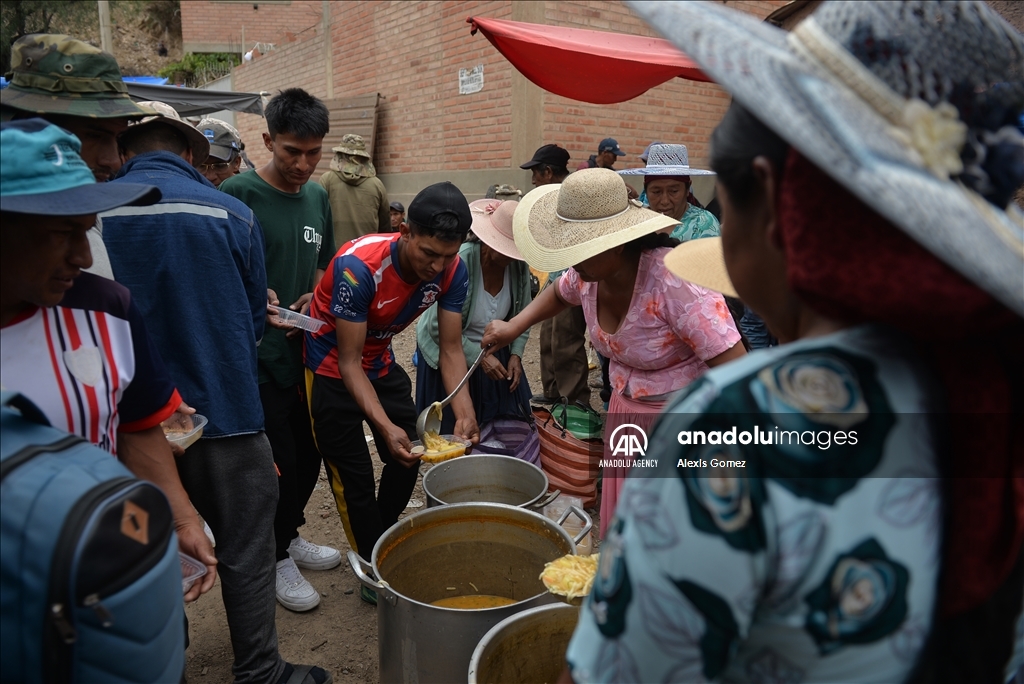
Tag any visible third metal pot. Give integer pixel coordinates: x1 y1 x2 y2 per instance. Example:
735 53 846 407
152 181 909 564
423 454 559 509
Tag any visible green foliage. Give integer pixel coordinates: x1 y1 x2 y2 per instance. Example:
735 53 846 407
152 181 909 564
0 0 98 74
158 51 239 86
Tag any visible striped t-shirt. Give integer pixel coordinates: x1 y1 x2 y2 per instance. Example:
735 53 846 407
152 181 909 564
1 273 180 456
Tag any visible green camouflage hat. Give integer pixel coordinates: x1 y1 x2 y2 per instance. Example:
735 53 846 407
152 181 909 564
1 34 150 119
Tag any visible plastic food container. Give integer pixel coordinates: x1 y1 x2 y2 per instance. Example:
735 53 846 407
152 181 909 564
411 435 471 464
267 304 326 332
163 413 207 450
180 552 207 594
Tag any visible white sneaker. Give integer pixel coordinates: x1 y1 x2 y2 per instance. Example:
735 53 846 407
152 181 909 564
288 535 342 570
275 558 320 612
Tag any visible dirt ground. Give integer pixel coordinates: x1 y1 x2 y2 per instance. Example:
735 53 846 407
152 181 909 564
183 324 604 683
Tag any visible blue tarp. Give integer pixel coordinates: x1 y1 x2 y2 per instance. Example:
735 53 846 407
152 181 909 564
122 75 169 85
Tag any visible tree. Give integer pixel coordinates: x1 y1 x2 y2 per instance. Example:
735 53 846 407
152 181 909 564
1 1 98 74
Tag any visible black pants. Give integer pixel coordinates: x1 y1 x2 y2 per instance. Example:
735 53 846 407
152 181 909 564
307 366 419 558
259 382 323 562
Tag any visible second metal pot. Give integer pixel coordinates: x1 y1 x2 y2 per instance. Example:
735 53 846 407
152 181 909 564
349 502 591 684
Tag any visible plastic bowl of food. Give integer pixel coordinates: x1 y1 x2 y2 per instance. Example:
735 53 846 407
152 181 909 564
163 413 208 450
180 551 208 594
411 434 471 464
267 304 327 332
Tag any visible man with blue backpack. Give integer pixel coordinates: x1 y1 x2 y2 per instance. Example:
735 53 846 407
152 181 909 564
0 119 210 681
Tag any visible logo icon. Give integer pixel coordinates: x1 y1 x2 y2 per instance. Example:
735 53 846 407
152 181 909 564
120 500 149 545
302 226 322 250
610 423 648 457
419 283 441 308
377 296 400 309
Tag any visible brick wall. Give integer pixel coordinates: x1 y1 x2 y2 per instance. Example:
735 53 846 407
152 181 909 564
330 0 515 175
542 0 789 172
180 0 325 53
228 0 789 178
231 26 328 167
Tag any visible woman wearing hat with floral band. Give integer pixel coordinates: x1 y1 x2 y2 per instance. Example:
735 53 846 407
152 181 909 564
623 142 721 242
415 199 533 432
560 2 1024 682
482 169 745 537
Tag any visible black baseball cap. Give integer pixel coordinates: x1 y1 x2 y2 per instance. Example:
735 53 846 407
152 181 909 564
389 201 405 213
520 144 571 170
408 181 471 232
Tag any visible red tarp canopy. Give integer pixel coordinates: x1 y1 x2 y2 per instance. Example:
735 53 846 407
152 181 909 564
467 16 712 105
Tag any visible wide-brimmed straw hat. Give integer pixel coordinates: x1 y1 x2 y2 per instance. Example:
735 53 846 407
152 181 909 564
663 237 737 298
129 101 210 167
513 168 677 272
469 199 522 260
619 143 715 177
629 1 1024 316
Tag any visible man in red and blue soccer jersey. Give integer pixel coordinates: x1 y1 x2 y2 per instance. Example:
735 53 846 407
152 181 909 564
305 181 478 599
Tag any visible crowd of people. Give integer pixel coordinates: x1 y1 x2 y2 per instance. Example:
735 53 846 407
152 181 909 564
1 0 1023 681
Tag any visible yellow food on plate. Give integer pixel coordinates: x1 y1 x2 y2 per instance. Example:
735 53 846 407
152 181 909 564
540 553 599 601
418 431 467 464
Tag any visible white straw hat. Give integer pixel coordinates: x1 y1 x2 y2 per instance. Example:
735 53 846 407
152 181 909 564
618 143 715 177
629 0 1024 316
512 168 678 272
469 199 522 260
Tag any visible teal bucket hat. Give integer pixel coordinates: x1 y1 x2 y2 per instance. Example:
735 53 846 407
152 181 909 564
0 119 160 215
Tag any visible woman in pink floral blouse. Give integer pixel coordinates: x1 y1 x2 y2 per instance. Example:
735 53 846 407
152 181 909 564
482 168 744 536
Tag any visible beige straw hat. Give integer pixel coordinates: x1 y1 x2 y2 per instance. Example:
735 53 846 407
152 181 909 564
663 237 738 298
512 168 677 272
469 199 522 260
130 101 210 167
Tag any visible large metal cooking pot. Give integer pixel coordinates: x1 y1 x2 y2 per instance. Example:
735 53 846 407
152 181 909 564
348 502 591 684
468 603 580 683
422 454 559 509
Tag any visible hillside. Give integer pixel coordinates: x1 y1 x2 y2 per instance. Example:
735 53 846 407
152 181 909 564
2 1 183 78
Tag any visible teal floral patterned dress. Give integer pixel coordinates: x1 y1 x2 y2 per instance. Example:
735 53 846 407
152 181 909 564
639 190 721 242
669 204 720 243
566 325 942 683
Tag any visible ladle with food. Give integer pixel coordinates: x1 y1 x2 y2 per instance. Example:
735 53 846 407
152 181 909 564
414 344 490 459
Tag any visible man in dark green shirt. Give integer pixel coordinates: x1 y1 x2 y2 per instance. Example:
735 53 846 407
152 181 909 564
220 89 339 617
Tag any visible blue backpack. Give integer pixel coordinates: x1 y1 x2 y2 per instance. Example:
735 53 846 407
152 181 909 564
0 391 185 683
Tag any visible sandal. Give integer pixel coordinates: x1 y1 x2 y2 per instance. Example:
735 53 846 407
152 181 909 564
277 663 332 684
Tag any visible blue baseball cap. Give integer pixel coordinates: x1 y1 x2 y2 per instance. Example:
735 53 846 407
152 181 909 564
598 138 625 156
0 119 160 215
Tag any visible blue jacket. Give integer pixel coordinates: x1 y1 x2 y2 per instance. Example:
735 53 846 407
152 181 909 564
102 152 267 437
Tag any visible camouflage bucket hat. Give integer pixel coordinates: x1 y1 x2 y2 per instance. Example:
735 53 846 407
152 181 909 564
332 133 371 159
1 34 151 119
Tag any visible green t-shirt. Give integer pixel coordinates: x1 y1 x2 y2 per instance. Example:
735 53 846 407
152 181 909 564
221 169 335 387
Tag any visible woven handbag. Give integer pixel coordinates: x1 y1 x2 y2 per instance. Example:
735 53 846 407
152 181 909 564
533 406 603 508
477 416 540 465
